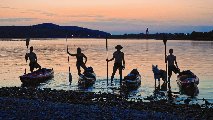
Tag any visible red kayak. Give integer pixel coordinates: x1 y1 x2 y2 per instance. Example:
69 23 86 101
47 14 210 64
20 68 54 85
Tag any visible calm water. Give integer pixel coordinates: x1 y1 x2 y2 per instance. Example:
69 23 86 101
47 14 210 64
0 39 213 102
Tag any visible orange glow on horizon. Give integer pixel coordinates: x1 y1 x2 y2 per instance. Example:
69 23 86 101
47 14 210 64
1 0 213 33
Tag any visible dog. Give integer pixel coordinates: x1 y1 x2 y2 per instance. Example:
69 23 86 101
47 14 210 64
152 65 166 82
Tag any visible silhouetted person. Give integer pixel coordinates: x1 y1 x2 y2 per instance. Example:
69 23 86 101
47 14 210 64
146 28 149 35
25 46 41 73
67 47 87 75
167 49 179 81
106 45 125 84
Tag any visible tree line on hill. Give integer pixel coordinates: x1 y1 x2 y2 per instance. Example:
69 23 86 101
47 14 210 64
110 31 213 41
0 23 212 41
0 23 110 38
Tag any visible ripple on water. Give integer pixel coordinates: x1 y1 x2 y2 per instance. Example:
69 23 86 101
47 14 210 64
0 39 212 102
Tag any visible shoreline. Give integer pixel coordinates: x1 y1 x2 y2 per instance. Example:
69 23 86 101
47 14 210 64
0 38 213 41
0 87 212 119
0 97 183 120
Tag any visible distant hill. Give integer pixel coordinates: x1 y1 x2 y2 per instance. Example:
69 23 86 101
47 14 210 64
0 23 111 38
0 23 212 40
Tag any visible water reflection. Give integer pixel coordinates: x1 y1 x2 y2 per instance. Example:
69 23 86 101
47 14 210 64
0 39 212 103
191 41 213 48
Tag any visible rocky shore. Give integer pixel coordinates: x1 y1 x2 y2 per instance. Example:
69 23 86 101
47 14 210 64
0 87 212 119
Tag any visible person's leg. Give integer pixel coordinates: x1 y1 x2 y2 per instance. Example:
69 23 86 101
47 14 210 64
168 66 172 90
111 65 118 83
168 66 172 79
30 66 34 73
119 67 122 85
35 62 41 70
76 64 81 75
29 62 34 73
81 63 87 70
37 63 41 70
173 66 180 74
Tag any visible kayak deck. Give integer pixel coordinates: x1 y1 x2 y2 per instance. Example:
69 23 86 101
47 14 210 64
20 68 54 85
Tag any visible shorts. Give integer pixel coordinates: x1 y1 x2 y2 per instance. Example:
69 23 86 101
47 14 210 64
76 62 86 69
168 65 179 77
29 62 41 71
113 62 123 70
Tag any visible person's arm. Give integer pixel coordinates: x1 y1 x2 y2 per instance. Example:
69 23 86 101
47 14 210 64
106 52 115 62
25 53 28 62
106 57 114 62
122 53 125 66
83 53 87 64
35 54 37 62
175 56 178 68
67 49 77 56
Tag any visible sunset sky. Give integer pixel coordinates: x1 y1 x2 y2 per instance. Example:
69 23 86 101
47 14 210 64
0 0 213 34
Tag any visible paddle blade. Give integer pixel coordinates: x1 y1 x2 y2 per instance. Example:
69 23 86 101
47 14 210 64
69 72 72 85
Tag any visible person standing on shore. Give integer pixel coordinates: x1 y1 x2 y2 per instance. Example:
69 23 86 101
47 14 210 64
167 49 180 82
106 45 125 85
25 46 41 73
67 47 87 75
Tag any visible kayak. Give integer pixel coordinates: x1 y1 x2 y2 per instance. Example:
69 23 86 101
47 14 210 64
20 68 54 85
122 69 141 90
177 70 199 96
78 67 96 87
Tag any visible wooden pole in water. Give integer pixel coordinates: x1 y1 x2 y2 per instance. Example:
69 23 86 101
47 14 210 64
106 37 109 86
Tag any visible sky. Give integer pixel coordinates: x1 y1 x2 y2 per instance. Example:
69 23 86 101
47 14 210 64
0 0 213 34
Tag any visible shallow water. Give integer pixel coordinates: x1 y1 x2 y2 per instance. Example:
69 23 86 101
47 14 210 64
0 39 212 103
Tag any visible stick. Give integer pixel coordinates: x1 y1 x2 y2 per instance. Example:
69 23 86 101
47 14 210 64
163 35 168 91
66 36 72 85
106 37 109 86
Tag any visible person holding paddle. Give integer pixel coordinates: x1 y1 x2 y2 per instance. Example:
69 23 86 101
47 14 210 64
106 45 125 84
25 46 41 73
67 47 87 75
167 49 180 80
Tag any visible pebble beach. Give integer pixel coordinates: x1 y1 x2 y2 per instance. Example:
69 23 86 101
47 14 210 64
0 87 212 120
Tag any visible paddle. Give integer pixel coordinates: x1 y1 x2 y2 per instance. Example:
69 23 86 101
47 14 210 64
106 37 109 86
25 38 30 74
66 36 72 85
163 35 168 90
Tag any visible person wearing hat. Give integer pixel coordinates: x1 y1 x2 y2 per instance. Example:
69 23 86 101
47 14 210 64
25 46 41 73
67 47 87 75
167 49 180 80
106 45 125 84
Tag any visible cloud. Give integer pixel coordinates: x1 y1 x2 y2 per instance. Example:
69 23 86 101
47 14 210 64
27 9 57 17
0 6 16 10
69 16 182 26
0 5 56 17
0 18 37 22
68 14 104 18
